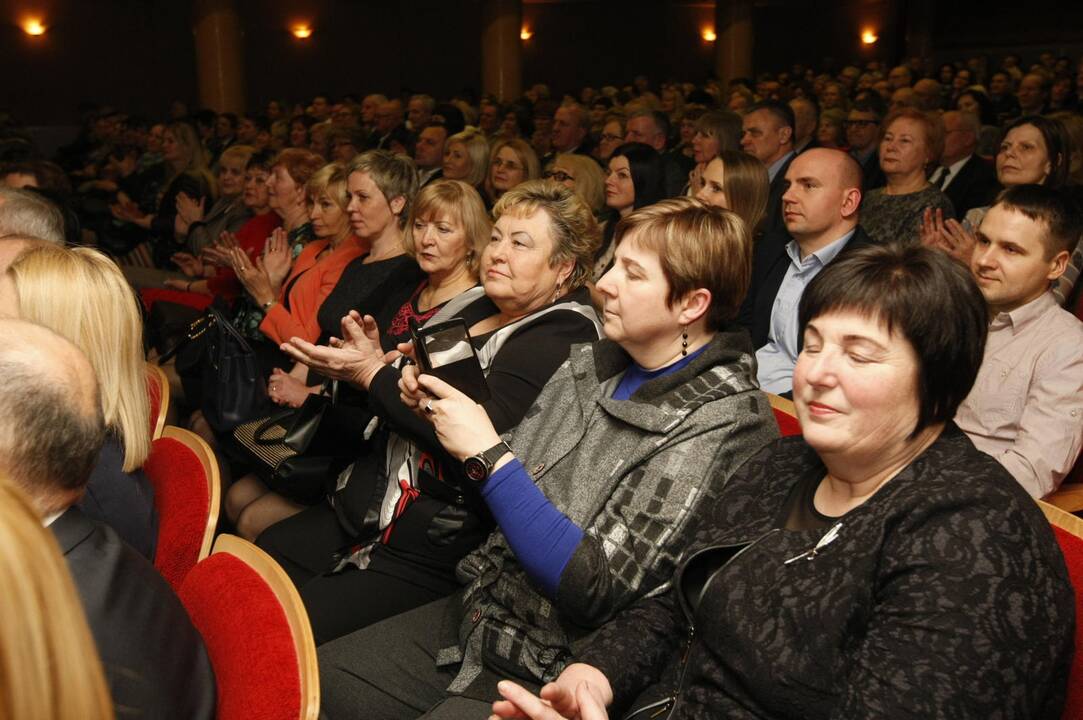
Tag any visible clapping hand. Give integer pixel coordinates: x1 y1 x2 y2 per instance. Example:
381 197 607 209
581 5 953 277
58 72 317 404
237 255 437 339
281 312 392 390
202 231 240 267
170 252 205 278
920 208 977 265
229 246 275 307
262 228 293 293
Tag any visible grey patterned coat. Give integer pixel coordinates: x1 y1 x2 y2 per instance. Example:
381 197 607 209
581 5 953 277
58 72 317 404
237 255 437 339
435 328 779 693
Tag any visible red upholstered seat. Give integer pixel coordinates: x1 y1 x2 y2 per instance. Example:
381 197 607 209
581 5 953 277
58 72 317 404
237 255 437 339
144 427 219 592
772 407 802 437
179 534 319 719
139 287 215 313
179 553 302 720
767 393 802 437
1050 525 1083 718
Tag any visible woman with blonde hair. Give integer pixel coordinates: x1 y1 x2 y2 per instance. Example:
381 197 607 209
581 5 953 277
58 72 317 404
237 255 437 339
545 153 607 219
5 245 157 559
441 126 490 190
486 138 541 204
0 478 113 720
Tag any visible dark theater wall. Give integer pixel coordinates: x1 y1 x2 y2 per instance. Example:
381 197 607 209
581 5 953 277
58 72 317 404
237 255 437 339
0 0 197 125
1 0 1080 127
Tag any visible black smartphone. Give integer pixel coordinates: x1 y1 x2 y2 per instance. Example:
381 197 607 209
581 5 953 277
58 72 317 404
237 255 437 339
410 318 491 404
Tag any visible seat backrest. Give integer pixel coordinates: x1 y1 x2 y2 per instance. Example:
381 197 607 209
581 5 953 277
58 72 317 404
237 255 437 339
144 426 220 591
147 363 170 440
1037 500 1083 718
178 535 319 720
767 393 801 437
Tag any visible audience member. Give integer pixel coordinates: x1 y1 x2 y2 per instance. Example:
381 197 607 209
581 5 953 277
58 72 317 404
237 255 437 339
955 185 1083 498
625 109 693 197
490 243 1073 720
413 121 449 187
0 186 65 244
789 97 820 153
259 181 603 644
599 143 665 279
548 103 591 161
5 244 157 560
737 149 870 394
442 127 489 194
930 111 1000 216
407 94 435 131
693 149 770 236
594 115 626 163
741 101 797 236
545 153 607 219
0 477 113 720
486 138 540 205
0 319 216 719
317 197 777 718
861 108 954 245
1017 73 1050 115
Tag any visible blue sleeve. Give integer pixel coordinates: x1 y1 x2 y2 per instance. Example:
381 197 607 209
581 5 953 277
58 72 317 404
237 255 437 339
481 458 584 597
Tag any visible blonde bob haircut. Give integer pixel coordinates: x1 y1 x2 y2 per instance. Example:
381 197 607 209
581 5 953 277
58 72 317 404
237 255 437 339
493 179 601 292
403 179 491 276
347 150 419 229
613 197 752 329
306 162 350 213
218 143 255 169
445 127 490 187
0 477 113 720
8 245 151 472
551 153 606 217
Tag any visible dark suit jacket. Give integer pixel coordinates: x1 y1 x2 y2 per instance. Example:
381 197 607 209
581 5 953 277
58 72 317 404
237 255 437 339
662 149 695 198
761 152 797 237
856 149 887 193
78 437 158 561
52 507 216 720
942 155 1001 218
736 224 874 350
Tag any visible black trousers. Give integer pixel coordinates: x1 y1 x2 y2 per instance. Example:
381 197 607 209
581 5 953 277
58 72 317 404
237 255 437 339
257 502 459 646
318 597 496 720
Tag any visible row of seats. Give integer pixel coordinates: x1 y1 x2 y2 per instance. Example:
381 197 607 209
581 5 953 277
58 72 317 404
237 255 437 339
143 361 1083 719
143 363 319 719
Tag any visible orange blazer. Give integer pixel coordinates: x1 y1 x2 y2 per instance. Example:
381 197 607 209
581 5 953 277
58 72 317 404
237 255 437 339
259 234 367 345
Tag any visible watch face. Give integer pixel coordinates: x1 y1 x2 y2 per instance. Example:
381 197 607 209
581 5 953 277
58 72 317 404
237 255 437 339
464 456 488 483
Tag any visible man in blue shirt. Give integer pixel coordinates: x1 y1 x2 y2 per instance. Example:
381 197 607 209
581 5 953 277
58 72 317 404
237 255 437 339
741 100 797 236
736 148 872 395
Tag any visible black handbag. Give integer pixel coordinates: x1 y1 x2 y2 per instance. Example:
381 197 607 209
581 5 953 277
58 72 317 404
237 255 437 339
162 305 269 433
232 382 364 504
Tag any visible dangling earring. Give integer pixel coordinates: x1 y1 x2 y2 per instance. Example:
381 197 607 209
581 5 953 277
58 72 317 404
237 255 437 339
681 327 689 357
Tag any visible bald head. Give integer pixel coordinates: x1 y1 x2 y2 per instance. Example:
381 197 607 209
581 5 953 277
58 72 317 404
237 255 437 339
781 148 863 251
912 79 942 111
0 319 104 515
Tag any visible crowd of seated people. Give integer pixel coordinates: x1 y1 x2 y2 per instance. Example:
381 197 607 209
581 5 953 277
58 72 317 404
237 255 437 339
0 46 1081 719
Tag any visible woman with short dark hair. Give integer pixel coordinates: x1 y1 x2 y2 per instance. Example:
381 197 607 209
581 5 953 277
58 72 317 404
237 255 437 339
490 242 1074 720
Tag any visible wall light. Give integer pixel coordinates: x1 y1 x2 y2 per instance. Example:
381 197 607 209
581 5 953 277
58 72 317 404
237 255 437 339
861 29 878 45
22 17 46 36
520 26 532 40
702 27 717 42
291 24 313 39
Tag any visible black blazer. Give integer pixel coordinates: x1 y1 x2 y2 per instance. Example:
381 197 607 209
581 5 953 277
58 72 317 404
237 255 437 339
52 507 216 720
736 224 873 350
858 150 887 192
761 152 797 237
942 155 1001 218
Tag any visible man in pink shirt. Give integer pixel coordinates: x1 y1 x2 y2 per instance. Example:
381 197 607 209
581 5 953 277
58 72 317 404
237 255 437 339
955 185 1083 498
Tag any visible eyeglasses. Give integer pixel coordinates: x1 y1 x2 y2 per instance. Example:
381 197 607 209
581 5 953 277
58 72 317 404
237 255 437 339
844 120 879 128
492 158 522 170
544 170 575 183
599 133 623 143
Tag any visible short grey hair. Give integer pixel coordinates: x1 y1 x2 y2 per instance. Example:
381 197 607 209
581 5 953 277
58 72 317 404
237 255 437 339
0 188 64 244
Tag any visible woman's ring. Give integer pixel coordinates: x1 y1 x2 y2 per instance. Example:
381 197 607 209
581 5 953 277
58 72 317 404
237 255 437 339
424 400 434 415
